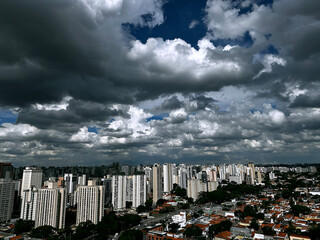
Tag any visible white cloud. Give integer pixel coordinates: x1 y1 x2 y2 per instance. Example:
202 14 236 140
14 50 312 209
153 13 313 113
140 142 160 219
254 54 287 79
189 20 199 29
128 37 241 79
0 123 39 137
33 96 72 111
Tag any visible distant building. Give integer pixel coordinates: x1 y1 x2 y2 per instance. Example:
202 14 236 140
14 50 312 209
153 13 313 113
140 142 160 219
35 181 66 229
76 180 104 225
0 178 15 222
21 167 43 193
0 163 14 179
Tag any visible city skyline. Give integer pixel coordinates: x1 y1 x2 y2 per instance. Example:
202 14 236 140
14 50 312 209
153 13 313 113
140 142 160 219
0 0 320 166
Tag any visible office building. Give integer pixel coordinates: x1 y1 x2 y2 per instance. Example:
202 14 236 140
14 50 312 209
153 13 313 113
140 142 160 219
76 180 104 225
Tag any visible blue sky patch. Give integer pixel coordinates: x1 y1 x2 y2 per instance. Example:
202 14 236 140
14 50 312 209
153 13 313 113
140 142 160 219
0 109 18 125
87 126 99 134
146 112 169 122
125 0 207 49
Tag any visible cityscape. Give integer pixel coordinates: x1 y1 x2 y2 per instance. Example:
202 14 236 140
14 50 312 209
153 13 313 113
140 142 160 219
0 0 320 239
0 162 319 239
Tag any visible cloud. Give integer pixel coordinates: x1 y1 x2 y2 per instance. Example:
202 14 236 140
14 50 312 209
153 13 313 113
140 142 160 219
189 20 199 29
0 0 319 165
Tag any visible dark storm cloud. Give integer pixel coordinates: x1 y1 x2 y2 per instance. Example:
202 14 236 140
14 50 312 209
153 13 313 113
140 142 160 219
157 96 183 111
290 94 320 108
0 0 320 165
17 99 123 130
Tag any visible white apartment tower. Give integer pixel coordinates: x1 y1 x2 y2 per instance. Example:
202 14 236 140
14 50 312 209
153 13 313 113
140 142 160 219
76 180 104 225
152 164 162 204
163 163 173 193
0 179 15 222
132 174 147 208
20 186 38 221
35 182 66 229
112 175 127 210
21 167 43 192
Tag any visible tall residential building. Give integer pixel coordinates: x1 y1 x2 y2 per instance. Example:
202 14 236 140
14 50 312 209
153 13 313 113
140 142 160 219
152 164 162 204
35 182 66 229
76 180 104 225
21 167 43 193
101 177 112 206
187 179 206 201
20 186 38 221
111 175 127 210
78 174 87 186
64 173 77 194
163 163 173 193
248 163 255 183
0 179 15 222
132 174 147 208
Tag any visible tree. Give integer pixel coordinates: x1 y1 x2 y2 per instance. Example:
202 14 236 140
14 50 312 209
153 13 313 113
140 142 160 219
156 198 165 205
249 219 259 231
119 229 143 240
14 219 34 235
30 225 55 239
308 224 320 240
291 205 311 216
208 220 232 237
184 225 202 238
136 205 147 213
169 223 179 233
145 199 153 211
261 226 275 236
181 203 190 209
72 221 95 239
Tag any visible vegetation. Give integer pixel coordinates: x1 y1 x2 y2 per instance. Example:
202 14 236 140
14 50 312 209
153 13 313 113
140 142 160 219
29 225 55 239
119 229 143 240
291 205 311 216
261 226 275 236
168 223 180 233
184 225 202 238
208 220 232 237
136 205 147 213
14 219 34 235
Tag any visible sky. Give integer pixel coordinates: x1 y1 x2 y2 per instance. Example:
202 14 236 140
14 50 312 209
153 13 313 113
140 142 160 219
0 0 320 166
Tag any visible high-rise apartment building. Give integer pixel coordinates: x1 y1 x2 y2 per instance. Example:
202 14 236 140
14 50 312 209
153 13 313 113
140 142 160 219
35 182 66 229
132 174 146 208
152 164 162 204
111 175 127 210
101 176 112 206
76 180 104 225
0 178 15 222
20 186 38 221
163 163 173 193
21 167 43 193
